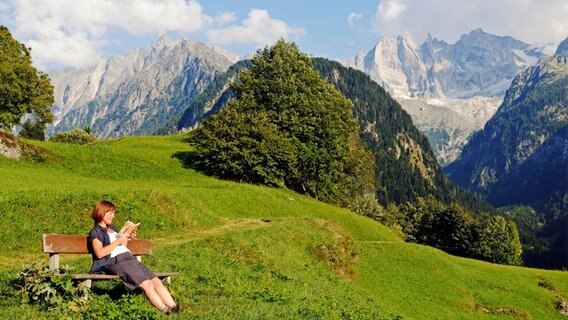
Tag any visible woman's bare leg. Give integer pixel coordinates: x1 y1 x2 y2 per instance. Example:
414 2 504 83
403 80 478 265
138 279 167 311
151 277 176 308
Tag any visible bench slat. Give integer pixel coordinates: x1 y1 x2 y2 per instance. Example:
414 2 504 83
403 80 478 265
42 234 153 255
43 234 88 254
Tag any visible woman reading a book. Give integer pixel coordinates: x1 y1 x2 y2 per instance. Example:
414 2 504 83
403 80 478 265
87 200 179 314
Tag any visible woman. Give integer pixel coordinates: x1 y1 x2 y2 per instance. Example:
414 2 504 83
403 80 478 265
87 200 179 314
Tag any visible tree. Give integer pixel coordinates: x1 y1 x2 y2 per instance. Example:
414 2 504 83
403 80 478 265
189 107 296 186
19 119 45 141
392 197 522 265
0 26 54 130
189 39 375 204
471 214 523 265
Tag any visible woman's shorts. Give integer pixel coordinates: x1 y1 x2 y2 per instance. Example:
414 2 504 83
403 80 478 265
109 252 156 291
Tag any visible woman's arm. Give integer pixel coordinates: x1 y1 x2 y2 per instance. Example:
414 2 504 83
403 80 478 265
91 235 129 259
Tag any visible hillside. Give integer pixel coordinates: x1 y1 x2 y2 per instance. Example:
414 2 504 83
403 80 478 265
0 135 567 319
172 57 492 212
445 56 568 269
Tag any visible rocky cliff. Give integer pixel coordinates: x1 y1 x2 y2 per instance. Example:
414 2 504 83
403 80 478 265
344 29 549 165
48 35 238 138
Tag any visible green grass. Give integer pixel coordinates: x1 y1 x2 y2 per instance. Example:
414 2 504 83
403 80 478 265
0 135 566 319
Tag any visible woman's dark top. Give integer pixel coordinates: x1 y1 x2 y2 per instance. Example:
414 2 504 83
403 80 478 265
87 223 118 274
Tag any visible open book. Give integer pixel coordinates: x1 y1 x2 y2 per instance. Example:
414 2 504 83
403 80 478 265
120 220 140 237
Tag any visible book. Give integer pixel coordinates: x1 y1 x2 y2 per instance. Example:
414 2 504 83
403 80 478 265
120 220 140 237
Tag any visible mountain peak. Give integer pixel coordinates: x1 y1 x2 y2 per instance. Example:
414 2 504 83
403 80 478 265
459 28 491 41
399 31 413 41
556 37 568 56
398 31 418 46
152 34 175 49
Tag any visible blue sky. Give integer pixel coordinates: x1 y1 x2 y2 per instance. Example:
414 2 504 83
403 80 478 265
1 0 567 70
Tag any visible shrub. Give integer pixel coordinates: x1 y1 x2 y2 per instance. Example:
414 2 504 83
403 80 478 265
50 128 97 145
389 197 523 265
16 263 89 309
16 263 158 319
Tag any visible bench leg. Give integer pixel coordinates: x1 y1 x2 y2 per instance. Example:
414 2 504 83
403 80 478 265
80 279 92 289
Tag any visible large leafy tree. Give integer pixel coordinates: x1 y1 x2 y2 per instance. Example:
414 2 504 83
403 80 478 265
189 39 375 204
0 26 54 130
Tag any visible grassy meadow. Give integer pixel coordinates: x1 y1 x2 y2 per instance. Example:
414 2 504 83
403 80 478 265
0 135 567 319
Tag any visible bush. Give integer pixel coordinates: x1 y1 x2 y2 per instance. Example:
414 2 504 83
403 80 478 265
189 108 296 187
16 263 88 309
50 128 97 145
15 263 159 318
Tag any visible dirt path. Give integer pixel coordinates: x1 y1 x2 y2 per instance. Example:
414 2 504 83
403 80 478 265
151 218 269 247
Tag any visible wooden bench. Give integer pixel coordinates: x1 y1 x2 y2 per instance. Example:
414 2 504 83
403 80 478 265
42 234 179 289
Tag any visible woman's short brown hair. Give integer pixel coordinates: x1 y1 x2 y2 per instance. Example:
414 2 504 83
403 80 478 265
91 200 116 222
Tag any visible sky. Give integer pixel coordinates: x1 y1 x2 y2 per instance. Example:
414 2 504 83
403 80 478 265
1 0 567 70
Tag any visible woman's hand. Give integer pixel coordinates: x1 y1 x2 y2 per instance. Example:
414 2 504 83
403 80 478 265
128 229 137 240
117 234 129 245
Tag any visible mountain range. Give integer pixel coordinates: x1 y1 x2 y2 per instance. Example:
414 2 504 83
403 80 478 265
48 35 238 138
445 48 568 268
343 29 552 165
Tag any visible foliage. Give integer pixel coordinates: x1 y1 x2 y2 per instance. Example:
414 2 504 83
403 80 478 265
15 263 158 319
188 108 297 186
19 119 45 141
50 128 97 145
385 197 523 265
16 263 88 309
0 26 54 130
0 129 50 162
470 214 523 265
189 40 375 205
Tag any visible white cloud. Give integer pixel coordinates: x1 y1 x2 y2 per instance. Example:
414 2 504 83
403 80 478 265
376 0 407 21
207 9 306 46
372 0 568 45
215 12 237 26
348 12 362 28
9 0 213 69
0 2 10 12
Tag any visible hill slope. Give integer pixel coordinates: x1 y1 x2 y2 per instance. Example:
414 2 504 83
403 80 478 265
445 56 568 269
0 135 567 319
172 57 492 212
